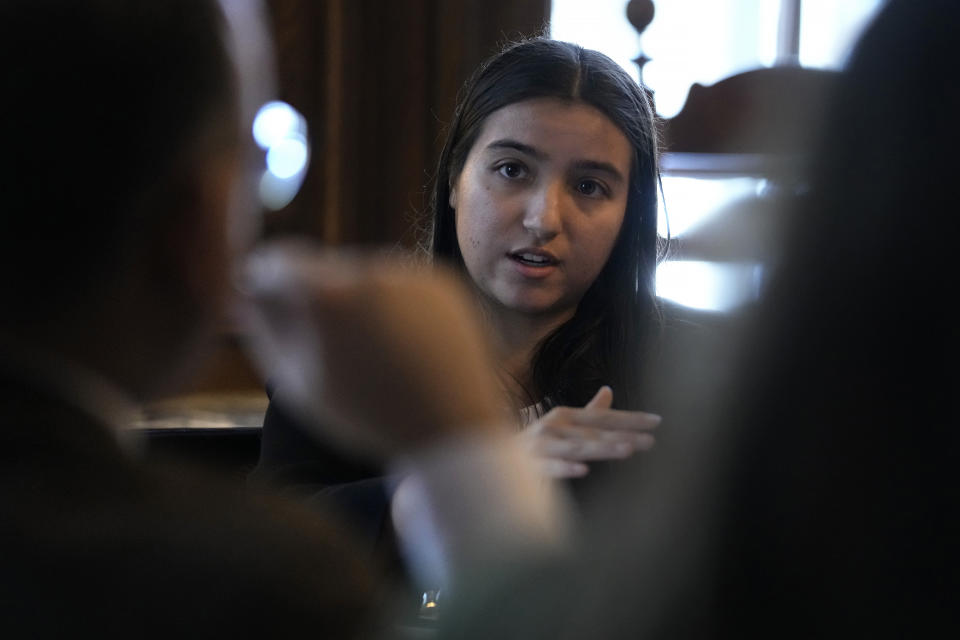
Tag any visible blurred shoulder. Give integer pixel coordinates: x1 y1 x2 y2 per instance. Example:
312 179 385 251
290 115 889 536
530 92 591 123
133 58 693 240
639 298 747 415
653 298 737 348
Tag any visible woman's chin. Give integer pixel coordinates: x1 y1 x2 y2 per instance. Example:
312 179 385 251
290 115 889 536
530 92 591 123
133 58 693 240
493 295 574 320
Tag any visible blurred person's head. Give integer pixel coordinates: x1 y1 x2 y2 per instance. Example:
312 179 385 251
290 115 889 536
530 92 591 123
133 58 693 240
708 2 960 632
559 0 960 637
0 0 247 398
428 38 661 411
438 3 960 637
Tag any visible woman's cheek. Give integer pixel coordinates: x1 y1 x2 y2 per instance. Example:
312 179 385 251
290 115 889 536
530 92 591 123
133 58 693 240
580 222 623 286
455 216 490 283
457 197 502 265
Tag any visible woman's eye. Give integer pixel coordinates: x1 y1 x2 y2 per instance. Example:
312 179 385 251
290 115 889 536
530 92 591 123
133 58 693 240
576 179 606 197
497 162 526 179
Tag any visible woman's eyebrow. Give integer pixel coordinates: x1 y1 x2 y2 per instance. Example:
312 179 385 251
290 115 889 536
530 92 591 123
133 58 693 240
486 138 543 159
572 160 626 184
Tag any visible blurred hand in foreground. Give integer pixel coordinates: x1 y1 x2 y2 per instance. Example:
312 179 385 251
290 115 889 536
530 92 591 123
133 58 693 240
237 240 509 458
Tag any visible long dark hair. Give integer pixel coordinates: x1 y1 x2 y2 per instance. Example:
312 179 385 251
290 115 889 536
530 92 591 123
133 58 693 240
428 37 662 412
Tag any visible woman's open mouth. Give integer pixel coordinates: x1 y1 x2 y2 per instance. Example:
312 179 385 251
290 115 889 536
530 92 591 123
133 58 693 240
508 250 558 267
507 249 559 277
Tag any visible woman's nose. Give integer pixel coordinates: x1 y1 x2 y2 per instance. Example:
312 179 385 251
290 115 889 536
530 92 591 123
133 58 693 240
522 182 563 241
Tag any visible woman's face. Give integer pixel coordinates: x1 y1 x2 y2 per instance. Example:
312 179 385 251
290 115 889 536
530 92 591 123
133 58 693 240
451 97 631 320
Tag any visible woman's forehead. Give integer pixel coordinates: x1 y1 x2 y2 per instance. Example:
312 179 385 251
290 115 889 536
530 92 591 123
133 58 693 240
471 97 632 170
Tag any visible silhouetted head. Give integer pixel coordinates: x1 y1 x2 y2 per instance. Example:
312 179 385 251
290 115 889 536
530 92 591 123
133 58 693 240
0 0 242 397
0 0 238 320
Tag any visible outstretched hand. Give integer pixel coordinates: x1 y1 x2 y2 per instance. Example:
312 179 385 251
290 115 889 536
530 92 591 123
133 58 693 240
521 386 660 478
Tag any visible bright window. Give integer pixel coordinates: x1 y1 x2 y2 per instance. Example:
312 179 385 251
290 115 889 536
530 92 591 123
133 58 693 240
551 0 884 118
550 0 884 312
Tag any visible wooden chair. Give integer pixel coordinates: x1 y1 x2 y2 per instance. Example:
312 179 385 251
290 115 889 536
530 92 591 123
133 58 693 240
659 65 839 156
626 0 841 302
656 66 839 271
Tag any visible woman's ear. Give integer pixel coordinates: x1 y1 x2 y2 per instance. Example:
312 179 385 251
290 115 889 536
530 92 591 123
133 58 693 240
448 181 458 210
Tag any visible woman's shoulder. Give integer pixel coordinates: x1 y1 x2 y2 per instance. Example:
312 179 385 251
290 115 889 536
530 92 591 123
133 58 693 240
652 298 747 361
639 298 744 411
656 298 731 335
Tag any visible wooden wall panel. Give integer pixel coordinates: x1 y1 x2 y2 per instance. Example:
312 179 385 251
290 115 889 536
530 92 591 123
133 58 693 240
262 0 550 248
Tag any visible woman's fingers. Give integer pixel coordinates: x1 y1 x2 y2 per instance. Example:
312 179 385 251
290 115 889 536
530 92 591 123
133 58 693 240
527 428 655 461
523 389 661 475
573 408 661 431
539 405 661 433
584 385 614 410
578 386 660 431
537 457 590 479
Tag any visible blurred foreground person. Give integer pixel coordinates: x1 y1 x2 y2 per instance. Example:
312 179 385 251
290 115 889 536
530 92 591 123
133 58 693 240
441 0 960 637
0 1 563 636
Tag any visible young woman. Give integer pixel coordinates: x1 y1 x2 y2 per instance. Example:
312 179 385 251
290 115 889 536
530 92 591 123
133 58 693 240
254 39 671 547
426 37 664 478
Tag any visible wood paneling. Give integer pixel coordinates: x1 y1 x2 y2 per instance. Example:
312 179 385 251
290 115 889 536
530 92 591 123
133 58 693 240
262 0 550 247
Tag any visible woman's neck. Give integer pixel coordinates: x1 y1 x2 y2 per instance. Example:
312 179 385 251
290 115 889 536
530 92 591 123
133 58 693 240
483 303 574 409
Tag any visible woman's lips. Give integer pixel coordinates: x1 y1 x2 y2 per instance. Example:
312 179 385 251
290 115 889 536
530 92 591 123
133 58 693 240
507 249 559 277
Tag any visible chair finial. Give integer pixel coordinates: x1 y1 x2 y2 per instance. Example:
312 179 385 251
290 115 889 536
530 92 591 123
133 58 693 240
626 0 655 84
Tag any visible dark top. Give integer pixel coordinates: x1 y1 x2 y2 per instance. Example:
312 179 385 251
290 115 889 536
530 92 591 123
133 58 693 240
250 300 731 581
